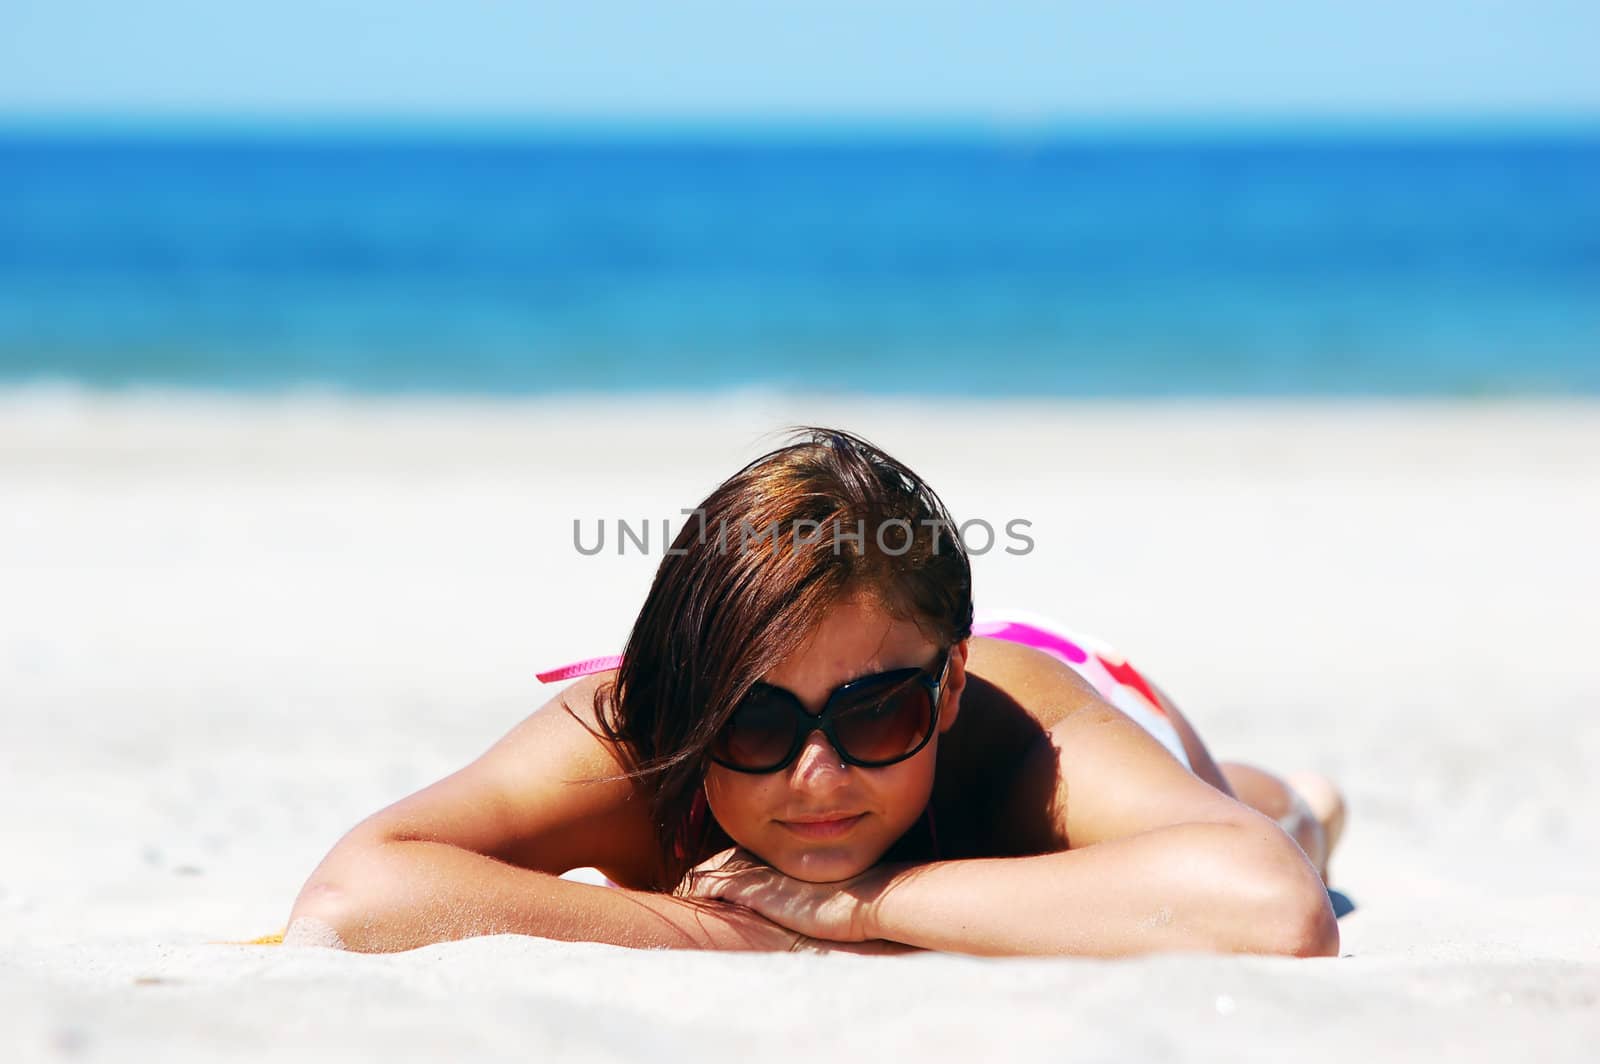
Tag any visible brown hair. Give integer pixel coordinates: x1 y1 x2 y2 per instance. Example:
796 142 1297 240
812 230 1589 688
577 426 973 890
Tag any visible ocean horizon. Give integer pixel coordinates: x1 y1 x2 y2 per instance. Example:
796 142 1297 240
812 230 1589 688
2 123 1597 397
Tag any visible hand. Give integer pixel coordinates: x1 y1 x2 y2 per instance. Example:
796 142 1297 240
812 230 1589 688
787 934 922 956
676 846 903 944
673 888 917 954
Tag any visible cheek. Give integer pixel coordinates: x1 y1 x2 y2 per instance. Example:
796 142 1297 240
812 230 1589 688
702 768 775 839
873 755 939 831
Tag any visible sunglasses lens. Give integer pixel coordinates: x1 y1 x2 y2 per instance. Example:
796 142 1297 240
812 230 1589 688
713 687 798 770
832 677 934 764
714 660 943 772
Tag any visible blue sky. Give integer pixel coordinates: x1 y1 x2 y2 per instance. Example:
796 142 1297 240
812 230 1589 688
3 1 1598 124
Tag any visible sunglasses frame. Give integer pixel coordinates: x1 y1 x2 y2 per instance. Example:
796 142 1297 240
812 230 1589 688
709 647 952 774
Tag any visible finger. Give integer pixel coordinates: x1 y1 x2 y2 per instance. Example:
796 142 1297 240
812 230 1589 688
694 869 771 908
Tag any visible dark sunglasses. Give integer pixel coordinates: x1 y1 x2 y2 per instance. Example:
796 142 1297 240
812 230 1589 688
710 648 952 773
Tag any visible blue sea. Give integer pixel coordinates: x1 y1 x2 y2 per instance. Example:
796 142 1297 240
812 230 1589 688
1 125 1597 396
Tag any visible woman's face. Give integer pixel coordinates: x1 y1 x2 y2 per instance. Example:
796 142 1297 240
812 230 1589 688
702 593 968 883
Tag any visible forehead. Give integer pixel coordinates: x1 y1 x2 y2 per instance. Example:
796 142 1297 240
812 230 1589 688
761 593 938 693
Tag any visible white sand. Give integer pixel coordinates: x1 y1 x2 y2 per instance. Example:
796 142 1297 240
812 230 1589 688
3 388 1597 1061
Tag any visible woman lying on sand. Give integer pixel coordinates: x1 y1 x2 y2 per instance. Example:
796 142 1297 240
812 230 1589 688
284 426 1346 956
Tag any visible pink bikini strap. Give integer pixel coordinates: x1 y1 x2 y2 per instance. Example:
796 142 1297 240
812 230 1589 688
970 617 1088 663
535 654 624 683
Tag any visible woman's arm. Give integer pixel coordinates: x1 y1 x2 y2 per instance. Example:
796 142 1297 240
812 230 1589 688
284 674 910 954
286 829 874 953
861 818 1334 956
871 696 1337 956
685 819 1332 958
688 699 1338 957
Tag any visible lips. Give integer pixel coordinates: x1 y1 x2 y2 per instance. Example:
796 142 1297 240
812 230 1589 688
779 813 867 840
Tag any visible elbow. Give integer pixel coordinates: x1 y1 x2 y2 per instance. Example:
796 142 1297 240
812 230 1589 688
1294 889 1341 958
285 829 409 952
1259 882 1339 957
284 881 360 950
1252 858 1339 958
1216 826 1339 958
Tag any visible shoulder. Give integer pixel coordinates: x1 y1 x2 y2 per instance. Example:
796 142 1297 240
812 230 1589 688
440 668 661 885
548 668 622 737
958 635 1110 735
930 638 1110 855
489 668 626 782
955 650 1247 855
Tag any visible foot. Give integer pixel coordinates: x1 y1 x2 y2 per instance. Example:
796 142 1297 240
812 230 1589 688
1283 771 1346 884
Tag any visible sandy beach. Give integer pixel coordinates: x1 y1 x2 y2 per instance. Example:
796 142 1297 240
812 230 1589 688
3 388 1597 1061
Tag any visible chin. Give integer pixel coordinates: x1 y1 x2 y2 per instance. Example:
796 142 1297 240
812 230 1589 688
768 845 880 883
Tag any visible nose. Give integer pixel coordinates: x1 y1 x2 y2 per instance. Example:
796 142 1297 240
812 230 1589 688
789 728 851 792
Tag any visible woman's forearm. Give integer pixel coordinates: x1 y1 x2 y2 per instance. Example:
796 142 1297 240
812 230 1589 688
287 838 804 953
864 821 1338 957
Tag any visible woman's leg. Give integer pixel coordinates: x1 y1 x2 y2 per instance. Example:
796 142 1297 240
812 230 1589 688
1280 769 1347 880
1152 684 1346 883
